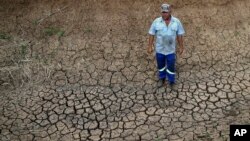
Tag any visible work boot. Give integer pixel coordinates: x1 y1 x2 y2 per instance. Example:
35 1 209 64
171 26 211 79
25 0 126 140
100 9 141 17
169 81 176 89
157 79 165 87
169 81 175 86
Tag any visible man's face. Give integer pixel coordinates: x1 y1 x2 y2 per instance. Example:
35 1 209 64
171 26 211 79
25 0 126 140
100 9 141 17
162 11 171 20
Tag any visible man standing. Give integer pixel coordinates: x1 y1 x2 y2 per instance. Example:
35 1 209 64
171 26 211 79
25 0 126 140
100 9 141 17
148 3 185 87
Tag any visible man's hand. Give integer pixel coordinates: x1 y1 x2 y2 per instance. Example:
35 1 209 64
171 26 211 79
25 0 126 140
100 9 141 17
147 35 154 54
147 45 153 54
178 46 184 57
177 35 184 57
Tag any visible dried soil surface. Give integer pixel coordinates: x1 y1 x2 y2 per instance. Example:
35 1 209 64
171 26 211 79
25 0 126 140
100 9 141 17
0 0 250 141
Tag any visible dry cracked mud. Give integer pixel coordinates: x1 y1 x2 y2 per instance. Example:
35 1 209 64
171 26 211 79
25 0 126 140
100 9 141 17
0 0 250 141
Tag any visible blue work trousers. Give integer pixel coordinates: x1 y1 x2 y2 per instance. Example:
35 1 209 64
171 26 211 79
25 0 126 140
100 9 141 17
156 53 176 83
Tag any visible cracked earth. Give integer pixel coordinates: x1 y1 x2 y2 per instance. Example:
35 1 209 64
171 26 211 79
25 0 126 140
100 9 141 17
0 0 250 141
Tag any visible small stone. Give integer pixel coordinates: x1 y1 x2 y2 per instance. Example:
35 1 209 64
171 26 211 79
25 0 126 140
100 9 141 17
209 95 219 102
198 83 207 90
146 107 157 115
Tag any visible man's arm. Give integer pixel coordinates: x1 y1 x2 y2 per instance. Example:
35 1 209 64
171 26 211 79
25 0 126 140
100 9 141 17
147 35 154 54
177 35 184 56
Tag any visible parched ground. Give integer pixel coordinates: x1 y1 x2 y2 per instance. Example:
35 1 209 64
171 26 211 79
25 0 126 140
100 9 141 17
0 0 250 141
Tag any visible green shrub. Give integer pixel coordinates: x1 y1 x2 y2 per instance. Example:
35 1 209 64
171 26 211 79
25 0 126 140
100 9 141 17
20 43 28 58
43 27 65 37
0 32 11 40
